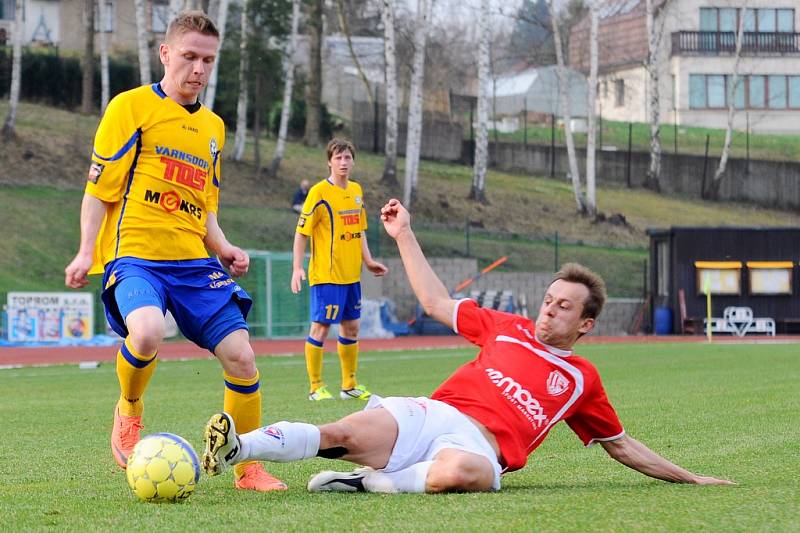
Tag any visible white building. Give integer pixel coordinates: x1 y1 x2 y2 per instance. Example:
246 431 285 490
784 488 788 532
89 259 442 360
569 0 800 133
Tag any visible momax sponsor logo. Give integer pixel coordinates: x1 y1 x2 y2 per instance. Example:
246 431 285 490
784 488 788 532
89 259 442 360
485 367 548 428
144 189 203 219
340 231 362 241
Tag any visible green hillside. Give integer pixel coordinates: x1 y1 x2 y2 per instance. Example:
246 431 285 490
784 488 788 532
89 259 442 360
1 101 798 300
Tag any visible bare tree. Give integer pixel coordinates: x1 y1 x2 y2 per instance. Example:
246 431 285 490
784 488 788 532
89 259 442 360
98 0 111 112
708 5 746 199
2 0 24 138
379 0 399 185
584 1 598 217
469 0 490 204
644 0 666 191
270 0 302 176
168 0 186 20
134 0 152 84
204 0 230 110
233 3 249 161
304 0 324 146
402 0 434 207
336 0 373 105
548 0 586 214
81 0 96 115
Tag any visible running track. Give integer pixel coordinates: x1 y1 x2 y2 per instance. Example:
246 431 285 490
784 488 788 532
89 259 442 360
2 334 797 368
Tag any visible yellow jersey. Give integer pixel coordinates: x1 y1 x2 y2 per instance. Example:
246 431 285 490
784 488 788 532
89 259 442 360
296 178 368 285
85 84 225 274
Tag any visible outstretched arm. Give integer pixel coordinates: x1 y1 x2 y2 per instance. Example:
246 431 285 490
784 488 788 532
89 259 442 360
380 199 455 329
601 435 734 485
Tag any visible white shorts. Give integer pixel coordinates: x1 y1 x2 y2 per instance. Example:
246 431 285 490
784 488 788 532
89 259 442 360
365 395 502 490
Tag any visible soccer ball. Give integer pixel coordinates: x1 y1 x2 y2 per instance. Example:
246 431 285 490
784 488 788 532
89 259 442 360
126 433 200 503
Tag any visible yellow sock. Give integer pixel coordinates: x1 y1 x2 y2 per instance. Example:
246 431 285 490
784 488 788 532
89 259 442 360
338 336 358 390
224 370 262 478
305 337 325 392
116 338 157 417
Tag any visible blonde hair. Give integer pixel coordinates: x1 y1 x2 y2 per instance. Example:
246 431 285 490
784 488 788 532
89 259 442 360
165 10 219 42
551 263 607 319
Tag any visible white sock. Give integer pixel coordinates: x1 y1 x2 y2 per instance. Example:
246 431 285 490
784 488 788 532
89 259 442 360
363 461 433 493
238 421 320 463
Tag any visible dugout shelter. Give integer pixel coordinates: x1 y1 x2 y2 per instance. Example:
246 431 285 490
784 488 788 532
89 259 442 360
647 227 800 335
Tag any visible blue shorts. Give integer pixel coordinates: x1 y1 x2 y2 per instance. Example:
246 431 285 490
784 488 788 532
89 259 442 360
101 257 252 353
310 282 361 324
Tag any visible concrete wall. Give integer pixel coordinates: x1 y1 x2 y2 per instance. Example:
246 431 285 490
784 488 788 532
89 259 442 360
361 258 643 337
484 140 800 210
351 105 464 162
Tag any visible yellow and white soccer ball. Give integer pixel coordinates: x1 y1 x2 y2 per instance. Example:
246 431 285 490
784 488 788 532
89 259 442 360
126 433 200 503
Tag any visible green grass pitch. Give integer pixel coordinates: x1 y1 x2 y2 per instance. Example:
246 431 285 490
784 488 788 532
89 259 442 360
0 341 798 531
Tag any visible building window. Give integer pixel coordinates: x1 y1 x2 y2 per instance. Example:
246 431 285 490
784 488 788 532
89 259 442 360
152 1 170 34
790 76 800 108
707 75 726 107
688 74 800 109
0 0 14 20
614 79 624 107
741 8 795 32
750 75 765 108
732 77 746 109
95 1 114 33
689 74 706 108
768 75 787 108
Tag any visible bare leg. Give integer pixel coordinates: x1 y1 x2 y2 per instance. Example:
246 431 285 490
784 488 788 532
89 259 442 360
318 408 399 469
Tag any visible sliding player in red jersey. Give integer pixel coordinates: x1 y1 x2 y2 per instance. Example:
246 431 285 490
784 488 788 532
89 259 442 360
202 199 733 493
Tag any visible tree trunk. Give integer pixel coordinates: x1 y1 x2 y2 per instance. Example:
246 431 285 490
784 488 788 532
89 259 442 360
470 0 490 204
134 0 151 84
269 0 300 177
203 0 229 110
233 4 248 161
168 0 185 21
402 0 433 207
98 0 111 113
2 0 24 138
644 0 663 191
303 0 323 146
253 71 262 174
708 8 745 200
585 3 598 217
380 0 399 186
336 0 372 106
549 0 585 214
81 0 96 115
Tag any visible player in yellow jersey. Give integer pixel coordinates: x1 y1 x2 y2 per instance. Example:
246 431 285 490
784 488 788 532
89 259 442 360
63 11 285 492
291 139 388 401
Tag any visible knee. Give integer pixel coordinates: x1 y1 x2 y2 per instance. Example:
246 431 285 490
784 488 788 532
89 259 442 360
220 344 256 377
319 421 357 450
126 318 165 355
426 455 493 493
308 322 329 342
339 321 359 339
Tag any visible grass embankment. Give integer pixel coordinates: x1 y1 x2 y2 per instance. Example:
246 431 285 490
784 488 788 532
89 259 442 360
0 101 798 299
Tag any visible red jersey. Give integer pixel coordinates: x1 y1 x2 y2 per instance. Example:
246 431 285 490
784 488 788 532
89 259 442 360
431 299 624 472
